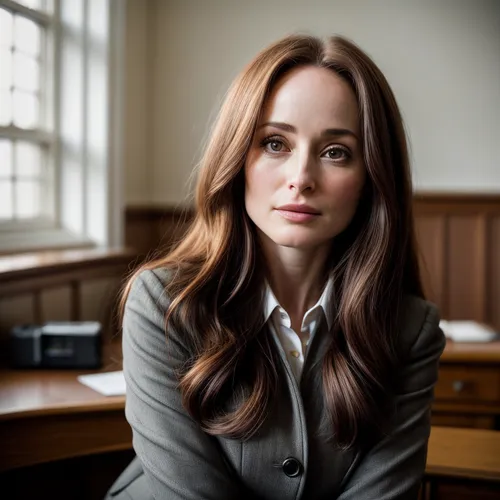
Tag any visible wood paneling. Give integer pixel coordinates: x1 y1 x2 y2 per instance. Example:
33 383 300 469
80 277 123 324
491 218 500 329
0 295 34 338
448 216 483 321
40 286 72 322
413 194 500 329
415 215 446 307
125 205 193 259
126 193 500 330
0 249 137 364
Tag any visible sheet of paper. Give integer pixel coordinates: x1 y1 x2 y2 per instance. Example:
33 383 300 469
77 370 126 396
439 320 498 343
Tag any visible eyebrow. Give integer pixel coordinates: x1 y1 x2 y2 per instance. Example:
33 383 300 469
258 121 359 140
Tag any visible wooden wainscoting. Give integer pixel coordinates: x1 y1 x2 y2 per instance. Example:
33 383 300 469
125 193 500 330
125 205 194 260
0 248 138 365
414 193 500 330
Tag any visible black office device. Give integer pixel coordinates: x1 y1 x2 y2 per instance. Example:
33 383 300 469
9 321 102 369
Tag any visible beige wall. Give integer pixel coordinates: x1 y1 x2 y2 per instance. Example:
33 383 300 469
124 0 152 205
124 0 500 206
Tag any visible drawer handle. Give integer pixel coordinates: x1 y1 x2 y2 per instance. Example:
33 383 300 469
452 380 465 393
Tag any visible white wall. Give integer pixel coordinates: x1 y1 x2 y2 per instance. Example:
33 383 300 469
125 0 500 206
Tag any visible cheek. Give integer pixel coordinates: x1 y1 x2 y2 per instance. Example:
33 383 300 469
244 159 279 209
326 171 365 212
244 163 266 218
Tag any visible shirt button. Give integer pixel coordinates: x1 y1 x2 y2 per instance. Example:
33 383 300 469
290 350 300 358
282 457 302 477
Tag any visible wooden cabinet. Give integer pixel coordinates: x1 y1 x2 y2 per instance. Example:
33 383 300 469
431 340 500 430
420 427 500 500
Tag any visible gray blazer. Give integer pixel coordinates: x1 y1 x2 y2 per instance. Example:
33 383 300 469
116 268 446 500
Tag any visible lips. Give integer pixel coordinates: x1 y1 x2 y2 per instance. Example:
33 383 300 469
274 204 321 223
275 204 321 215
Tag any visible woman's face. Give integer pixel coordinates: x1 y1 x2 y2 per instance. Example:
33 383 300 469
244 65 365 252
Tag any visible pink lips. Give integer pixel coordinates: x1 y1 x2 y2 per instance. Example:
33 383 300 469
275 204 321 222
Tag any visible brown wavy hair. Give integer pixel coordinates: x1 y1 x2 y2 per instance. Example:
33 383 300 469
121 34 424 449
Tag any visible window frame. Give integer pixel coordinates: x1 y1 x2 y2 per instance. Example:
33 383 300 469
0 0 57 231
0 0 125 255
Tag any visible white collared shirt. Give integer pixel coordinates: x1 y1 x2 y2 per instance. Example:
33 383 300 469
264 278 334 382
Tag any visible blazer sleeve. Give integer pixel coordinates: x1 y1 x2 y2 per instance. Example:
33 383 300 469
122 269 242 500
337 300 446 500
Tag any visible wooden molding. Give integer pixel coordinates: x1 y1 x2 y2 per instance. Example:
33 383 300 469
414 192 500 202
0 248 138 297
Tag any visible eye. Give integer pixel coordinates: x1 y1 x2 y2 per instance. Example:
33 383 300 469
268 141 283 152
260 135 289 154
322 146 351 162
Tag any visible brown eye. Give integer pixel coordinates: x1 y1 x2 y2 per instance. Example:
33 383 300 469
327 149 343 159
268 140 283 152
323 146 351 161
260 136 288 154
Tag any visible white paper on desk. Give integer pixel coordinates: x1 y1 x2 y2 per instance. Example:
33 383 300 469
77 371 126 396
439 320 497 343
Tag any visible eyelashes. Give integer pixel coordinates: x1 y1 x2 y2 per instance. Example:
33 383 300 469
259 135 352 162
260 136 287 153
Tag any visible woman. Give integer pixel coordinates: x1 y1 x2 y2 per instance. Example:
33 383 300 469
109 34 445 500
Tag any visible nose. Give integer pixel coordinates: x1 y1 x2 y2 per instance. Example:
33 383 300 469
287 150 316 194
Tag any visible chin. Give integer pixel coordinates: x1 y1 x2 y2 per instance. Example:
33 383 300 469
268 228 330 250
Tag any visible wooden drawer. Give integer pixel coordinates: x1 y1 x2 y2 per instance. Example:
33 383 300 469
431 413 496 429
435 366 500 403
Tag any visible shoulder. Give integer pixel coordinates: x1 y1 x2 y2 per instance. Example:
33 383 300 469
123 266 190 357
397 295 446 360
127 267 173 302
125 267 175 321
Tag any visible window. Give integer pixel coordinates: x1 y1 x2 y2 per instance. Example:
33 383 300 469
0 0 124 254
0 0 54 224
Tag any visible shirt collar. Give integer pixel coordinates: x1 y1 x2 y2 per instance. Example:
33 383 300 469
263 275 334 330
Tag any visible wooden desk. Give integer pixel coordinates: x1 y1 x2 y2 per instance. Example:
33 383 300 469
1 342 500 500
423 427 500 500
0 343 130 472
427 427 500 482
432 339 500 430
441 339 500 364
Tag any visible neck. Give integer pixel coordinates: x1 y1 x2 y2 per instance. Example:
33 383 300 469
260 233 331 326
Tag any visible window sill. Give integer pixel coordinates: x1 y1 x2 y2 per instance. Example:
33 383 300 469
0 247 138 296
0 227 98 256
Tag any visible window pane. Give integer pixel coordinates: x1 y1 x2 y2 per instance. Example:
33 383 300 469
14 52 39 92
13 89 38 128
0 181 13 219
0 90 12 125
16 141 41 177
14 0 53 14
0 9 13 48
45 0 54 14
15 180 40 218
16 0 42 10
0 48 12 90
0 140 13 177
14 16 40 57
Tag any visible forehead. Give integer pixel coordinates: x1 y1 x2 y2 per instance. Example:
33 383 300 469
260 65 360 134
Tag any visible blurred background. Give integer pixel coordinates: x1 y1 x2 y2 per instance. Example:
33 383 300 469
124 0 500 205
0 1 499 499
